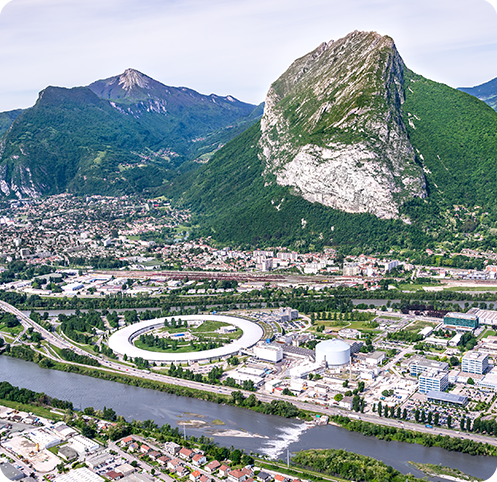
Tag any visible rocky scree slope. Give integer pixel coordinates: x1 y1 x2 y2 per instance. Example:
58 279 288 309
259 30 426 219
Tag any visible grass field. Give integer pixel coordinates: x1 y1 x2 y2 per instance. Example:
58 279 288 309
134 320 242 353
405 320 439 333
480 329 497 339
0 398 63 421
443 286 497 292
0 323 23 336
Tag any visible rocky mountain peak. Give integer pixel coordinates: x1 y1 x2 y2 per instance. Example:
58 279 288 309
118 68 149 91
259 30 426 220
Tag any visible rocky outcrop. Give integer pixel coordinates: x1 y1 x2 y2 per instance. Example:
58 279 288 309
259 31 426 219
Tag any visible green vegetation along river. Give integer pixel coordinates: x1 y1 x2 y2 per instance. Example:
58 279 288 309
0 356 495 480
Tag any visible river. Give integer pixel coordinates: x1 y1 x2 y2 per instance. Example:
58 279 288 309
0 357 495 480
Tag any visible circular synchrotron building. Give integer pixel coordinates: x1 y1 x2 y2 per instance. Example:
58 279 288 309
315 339 351 367
108 314 264 364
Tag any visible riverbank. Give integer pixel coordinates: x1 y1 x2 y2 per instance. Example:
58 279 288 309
408 462 484 482
1 355 495 480
2 347 497 459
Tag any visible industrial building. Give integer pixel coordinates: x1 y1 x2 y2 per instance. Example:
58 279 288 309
461 351 489 374
315 339 350 366
108 314 264 363
409 358 449 377
443 312 479 330
426 391 468 405
419 369 449 393
0 463 25 481
467 308 497 325
254 344 283 363
364 351 385 366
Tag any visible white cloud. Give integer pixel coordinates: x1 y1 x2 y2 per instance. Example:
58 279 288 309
485 0 497 12
0 0 496 110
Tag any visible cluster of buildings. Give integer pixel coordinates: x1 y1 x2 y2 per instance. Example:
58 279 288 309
121 438 274 482
0 194 190 267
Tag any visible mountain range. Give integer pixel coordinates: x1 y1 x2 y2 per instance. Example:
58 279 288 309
459 77 497 111
2 31 497 252
0 69 261 197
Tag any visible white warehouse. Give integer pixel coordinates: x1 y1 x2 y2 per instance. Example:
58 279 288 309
315 339 350 366
254 343 283 362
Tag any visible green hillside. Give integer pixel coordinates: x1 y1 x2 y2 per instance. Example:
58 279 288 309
0 70 260 197
172 123 430 253
0 109 23 137
459 76 497 111
172 66 497 252
400 70 497 246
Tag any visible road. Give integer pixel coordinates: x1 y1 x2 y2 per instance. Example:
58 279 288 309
1 300 496 448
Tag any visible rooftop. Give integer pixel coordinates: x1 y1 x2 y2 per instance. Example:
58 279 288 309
426 390 468 405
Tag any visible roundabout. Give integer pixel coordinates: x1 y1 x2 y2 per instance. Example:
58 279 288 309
107 314 264 363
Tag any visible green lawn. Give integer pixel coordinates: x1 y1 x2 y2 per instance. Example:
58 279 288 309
443 286 497 292
0 398 64 421
405 320 439 333
0 323 23 336
480 329 497 339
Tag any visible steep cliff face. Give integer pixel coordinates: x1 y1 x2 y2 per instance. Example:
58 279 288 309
259 30 426 219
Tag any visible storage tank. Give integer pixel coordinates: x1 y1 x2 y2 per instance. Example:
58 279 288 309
315 339 350 366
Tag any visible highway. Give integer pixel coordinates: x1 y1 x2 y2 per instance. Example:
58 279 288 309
1 300 496 448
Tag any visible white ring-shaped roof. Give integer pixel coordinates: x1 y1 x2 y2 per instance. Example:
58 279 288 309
108 314 264 362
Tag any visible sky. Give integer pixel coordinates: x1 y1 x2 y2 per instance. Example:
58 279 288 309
0 0 496 111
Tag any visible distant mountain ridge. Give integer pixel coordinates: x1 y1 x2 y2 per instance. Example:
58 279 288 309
0 69 261 198
459 77 497 111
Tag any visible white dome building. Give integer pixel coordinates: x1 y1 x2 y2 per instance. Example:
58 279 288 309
316 339 350 366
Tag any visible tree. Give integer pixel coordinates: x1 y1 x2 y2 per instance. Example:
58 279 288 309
460 418 465 431
434 412 440 426
447 414 452 429
449 356 460 366
427 411 433 424
342 380 349 388
402 408 407 420
334 393 344 402
102 406 117 422
377 401 382 417
467 378 475 385
82 425 96 438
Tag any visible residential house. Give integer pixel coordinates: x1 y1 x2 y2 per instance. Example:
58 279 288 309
219 465 230 477
192 454 207 466
158 456 171 466
177 466 189 477
149 451 161 460
190 470 202 482
120 436 134 447
128 442 139 452
205 461 220 473
167 458 182 471
179 447 194 460
257 472 272 482
228 469 247 482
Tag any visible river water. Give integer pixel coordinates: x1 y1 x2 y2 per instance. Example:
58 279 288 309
0 357 495 480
